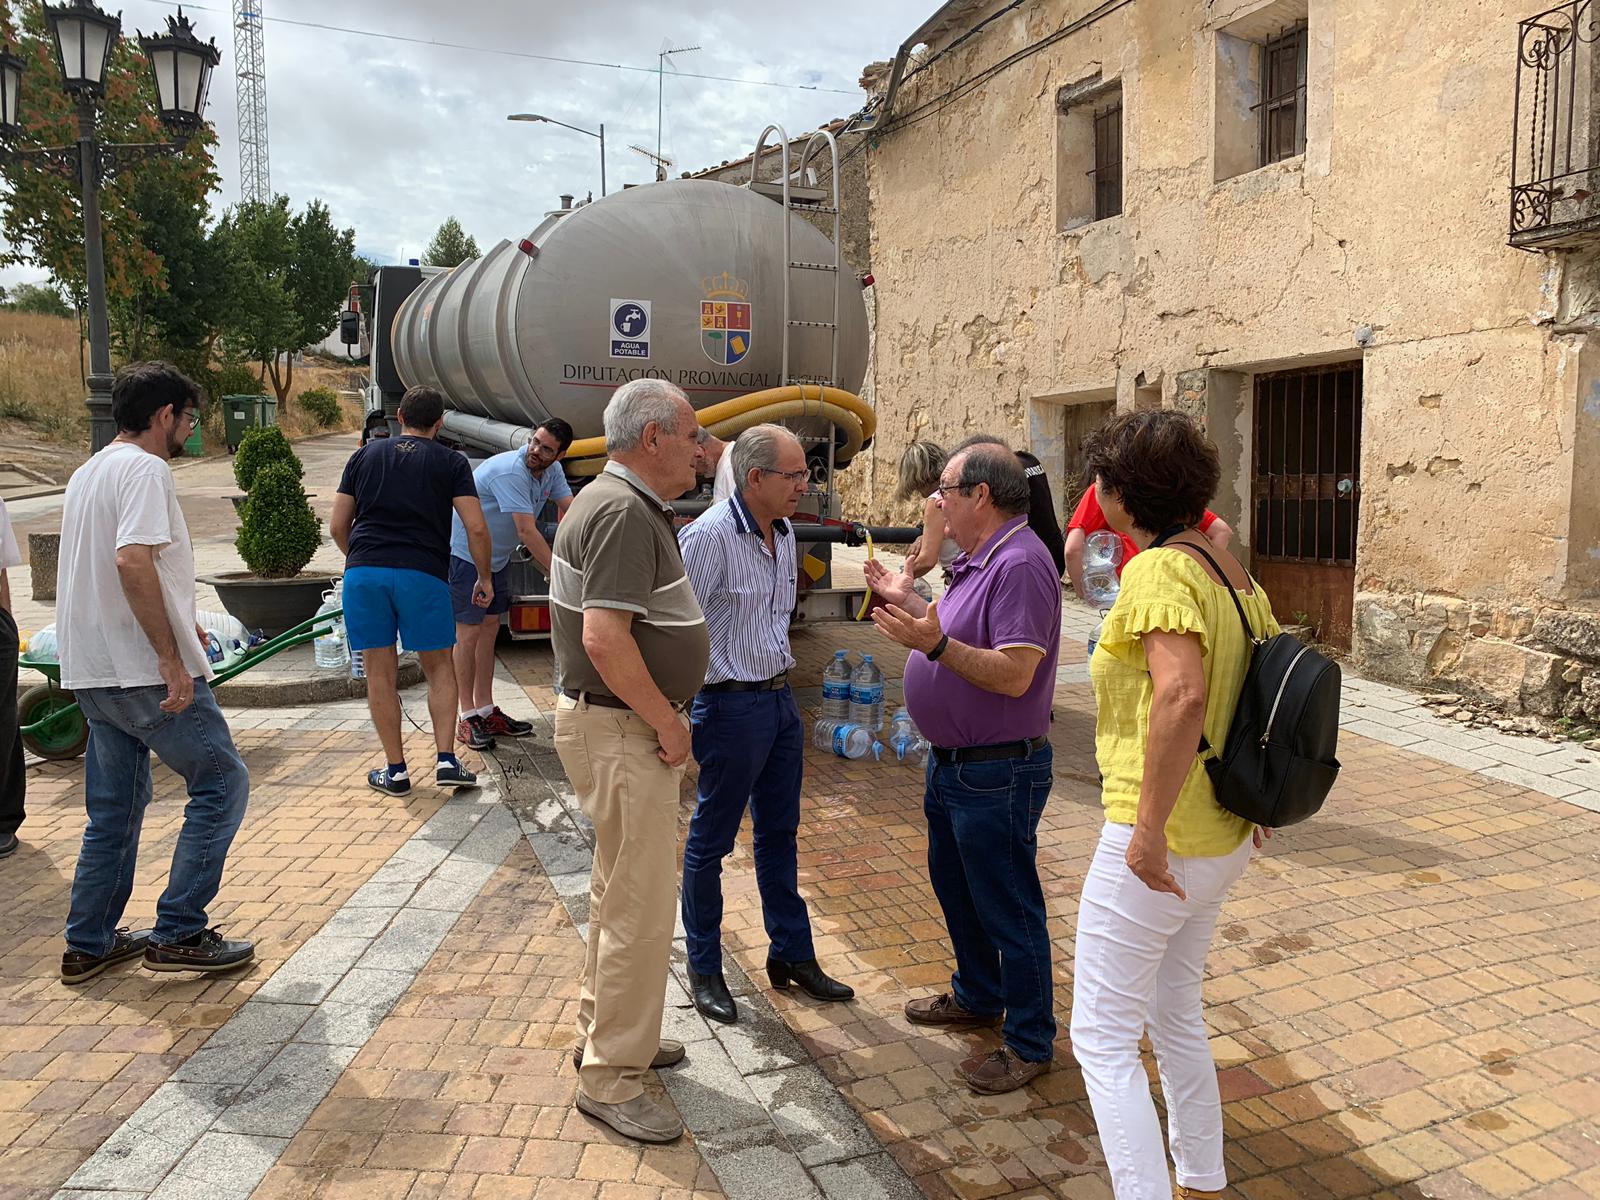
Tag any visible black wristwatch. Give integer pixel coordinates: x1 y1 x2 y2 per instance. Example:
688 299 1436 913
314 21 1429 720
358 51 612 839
927 633 950 661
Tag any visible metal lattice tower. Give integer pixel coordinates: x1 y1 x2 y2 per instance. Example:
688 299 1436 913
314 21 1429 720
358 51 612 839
233 1 270 205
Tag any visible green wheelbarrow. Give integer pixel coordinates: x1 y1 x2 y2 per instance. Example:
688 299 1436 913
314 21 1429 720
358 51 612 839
17 608 342 762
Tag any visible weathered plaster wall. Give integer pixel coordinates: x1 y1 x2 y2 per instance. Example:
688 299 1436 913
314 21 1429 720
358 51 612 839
843 0 1600 715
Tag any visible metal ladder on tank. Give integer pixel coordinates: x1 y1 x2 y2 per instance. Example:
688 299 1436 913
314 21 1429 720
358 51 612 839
748 124 845 523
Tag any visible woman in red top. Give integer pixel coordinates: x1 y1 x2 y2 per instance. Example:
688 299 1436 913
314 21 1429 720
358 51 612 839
1064 485 1232 605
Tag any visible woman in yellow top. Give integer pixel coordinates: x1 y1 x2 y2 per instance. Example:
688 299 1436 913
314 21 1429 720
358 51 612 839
1070 411 1275 1200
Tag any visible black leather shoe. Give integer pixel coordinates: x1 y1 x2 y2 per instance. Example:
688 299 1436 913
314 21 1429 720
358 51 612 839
144 928 255 974
61 927 152 985
688 968 737 1024
767 957 854 1002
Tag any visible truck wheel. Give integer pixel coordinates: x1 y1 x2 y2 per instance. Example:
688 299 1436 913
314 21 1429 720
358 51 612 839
18 683 89 760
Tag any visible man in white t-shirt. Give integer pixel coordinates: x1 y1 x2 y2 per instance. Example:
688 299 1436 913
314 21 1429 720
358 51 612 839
0 495 22 860
56 362 255 984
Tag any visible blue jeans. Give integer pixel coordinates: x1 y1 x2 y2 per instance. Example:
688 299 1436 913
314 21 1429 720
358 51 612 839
924 743 1056 1062
682 686 814 974
66 680 250 956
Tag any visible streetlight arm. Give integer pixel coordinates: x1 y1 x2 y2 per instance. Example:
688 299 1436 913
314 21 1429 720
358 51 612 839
508 113 600 140
0 144 83 181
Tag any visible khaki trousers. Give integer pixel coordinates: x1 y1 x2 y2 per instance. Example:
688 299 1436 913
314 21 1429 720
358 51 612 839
553 693 688 1104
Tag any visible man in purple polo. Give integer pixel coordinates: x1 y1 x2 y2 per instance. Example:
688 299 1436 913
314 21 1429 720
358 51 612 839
865 440 1061 1095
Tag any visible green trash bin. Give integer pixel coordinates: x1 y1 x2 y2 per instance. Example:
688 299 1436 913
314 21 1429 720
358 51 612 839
182 424 204 457
222 393 274 452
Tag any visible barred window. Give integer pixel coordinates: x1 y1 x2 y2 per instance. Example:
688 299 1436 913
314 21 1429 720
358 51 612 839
1091 100 1123 220
1257 24 1307 165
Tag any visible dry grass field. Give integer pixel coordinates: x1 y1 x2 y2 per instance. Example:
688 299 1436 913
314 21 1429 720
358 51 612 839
0 310 363 482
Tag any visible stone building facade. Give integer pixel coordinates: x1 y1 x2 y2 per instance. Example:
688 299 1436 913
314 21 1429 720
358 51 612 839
842 0 1600 721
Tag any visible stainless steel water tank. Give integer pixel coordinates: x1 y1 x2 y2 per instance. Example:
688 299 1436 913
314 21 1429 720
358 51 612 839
390 179 869 440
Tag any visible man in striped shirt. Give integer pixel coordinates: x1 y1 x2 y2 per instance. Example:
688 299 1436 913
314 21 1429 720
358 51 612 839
677 425 854 1025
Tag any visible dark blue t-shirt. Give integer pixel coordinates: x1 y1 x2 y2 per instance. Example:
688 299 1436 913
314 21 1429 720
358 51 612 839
337 435 476 580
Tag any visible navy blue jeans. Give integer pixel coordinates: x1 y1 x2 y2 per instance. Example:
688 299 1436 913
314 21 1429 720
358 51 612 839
924 743 1056 1063
682 686 814 975
66 680 250 956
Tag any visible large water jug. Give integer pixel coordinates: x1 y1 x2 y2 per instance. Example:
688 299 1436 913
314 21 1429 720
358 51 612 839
1081 530 1124 609
313 590 349 670
888 708 927 768
822 650 852 721
813 718 873 759
849 654 884 732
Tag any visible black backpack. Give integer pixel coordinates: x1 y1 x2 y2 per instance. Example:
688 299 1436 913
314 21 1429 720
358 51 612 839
1158 536 1341 827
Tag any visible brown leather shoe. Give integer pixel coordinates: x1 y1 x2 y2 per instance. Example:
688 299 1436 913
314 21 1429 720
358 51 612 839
958 1046 1050 1094
1174 1188 1226 1199
571 1040 686 1072
904 991 1001 1028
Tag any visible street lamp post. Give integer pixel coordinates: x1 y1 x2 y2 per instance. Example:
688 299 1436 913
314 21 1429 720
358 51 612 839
0 3 219 453
508 112 606 198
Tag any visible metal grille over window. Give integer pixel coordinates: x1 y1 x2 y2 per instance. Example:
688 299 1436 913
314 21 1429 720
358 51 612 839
1510 0 1600 248
1256 24 1308 165
1091 100 1122 220
1252 364 1361 568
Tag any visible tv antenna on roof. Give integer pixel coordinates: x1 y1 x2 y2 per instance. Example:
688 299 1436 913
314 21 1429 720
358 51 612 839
629 144 674 183
657 41 700 166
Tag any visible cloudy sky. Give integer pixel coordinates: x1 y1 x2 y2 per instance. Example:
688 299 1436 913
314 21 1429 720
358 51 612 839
1 0 931 287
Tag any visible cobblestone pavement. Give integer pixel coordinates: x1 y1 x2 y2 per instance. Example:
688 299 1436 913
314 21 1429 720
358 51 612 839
4 559 1600 1197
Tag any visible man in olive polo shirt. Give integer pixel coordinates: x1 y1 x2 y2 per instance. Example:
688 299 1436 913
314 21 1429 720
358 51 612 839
549 378 708 1144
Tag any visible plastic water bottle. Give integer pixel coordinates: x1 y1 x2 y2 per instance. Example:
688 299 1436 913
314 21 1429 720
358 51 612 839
313 590 349 670
822 650 853 722
350 648 366 680
888 708 928 768
849 654 884 732
1081 530 1124 609
1087 613 1107 660
813 718 873 759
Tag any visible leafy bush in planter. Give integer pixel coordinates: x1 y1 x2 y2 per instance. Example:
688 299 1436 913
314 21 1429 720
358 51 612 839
234 426 302 492
236 461 322 578
297 386 342 428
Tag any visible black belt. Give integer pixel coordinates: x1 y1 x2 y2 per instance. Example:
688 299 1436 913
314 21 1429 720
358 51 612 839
700 673 788 694
560 688 689 713
930 736 1046 765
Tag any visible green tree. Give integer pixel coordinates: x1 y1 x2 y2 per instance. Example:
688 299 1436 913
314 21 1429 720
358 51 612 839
422 216 479 267
0 6 220 317
114 173 230 366
217 196 355 403
5 280 73 318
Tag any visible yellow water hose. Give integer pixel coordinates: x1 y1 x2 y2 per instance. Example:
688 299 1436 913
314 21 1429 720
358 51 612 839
855 529 874 621
561 384 875 462
563 396 866 478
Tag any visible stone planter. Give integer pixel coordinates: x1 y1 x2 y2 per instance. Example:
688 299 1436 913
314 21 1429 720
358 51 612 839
28 532 59 602
201 571 340 639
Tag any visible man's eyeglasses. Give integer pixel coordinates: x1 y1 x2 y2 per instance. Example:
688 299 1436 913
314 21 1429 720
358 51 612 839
761 468 810 484
932 482 977 503
177 409 200 430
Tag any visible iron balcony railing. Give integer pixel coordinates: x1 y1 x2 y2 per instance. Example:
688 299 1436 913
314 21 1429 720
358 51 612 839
1511 0 1600 247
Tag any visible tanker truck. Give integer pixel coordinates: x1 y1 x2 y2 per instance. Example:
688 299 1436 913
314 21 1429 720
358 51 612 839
355 126 907 639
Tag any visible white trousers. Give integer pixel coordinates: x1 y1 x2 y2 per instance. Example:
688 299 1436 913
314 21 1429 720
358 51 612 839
1070 822 1253 1199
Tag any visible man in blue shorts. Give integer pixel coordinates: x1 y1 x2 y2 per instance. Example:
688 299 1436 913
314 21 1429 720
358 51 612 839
447 418 574 749
332 386 495 795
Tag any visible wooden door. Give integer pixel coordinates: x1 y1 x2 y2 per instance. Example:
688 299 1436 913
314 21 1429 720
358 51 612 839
1251 364 1362 648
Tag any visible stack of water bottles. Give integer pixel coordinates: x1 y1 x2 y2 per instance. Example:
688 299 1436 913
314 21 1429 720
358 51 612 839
812 651 928 766
1082 529 1125 659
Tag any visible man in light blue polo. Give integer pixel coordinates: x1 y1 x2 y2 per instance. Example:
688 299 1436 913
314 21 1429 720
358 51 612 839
677 424 854 1026
448 418 574 749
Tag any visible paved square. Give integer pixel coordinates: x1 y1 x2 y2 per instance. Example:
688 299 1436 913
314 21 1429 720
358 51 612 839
4 587 1599 1199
